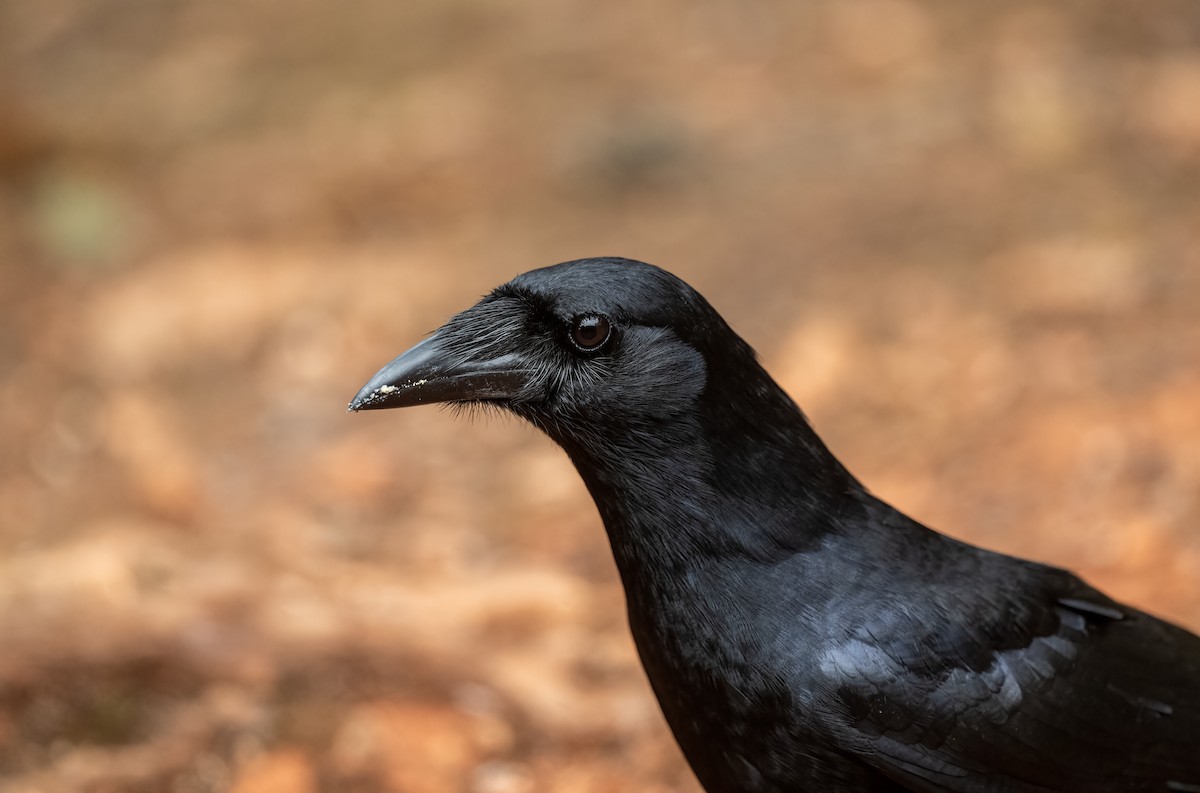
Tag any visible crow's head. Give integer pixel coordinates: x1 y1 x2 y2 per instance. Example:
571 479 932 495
350 256 851 562
349 258 757 446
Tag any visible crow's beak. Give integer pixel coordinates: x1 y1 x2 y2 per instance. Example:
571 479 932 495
348 329 532 411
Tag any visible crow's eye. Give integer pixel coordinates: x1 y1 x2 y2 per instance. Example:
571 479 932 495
570 314 612 352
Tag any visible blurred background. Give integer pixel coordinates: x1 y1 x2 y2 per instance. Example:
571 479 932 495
1 1 1199 791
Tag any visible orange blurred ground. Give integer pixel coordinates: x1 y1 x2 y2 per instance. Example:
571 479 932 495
1 2 1198 791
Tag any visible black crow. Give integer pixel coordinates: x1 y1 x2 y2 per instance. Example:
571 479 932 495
349 257 1200 793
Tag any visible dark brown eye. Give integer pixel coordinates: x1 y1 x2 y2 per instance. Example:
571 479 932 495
570 314 612 352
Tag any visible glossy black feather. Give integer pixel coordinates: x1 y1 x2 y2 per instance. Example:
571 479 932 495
355 257 1200 792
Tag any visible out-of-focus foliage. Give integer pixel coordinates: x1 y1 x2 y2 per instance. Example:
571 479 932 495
0 1 1198 791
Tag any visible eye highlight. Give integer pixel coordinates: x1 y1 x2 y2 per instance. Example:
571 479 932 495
570 314 613 352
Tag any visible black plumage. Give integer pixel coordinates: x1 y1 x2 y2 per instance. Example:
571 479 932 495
349 257 1200 793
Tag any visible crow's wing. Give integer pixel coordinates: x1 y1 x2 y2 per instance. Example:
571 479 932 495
819 569 1200 793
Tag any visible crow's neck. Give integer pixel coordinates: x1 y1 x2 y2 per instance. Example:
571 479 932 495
556 368 860 584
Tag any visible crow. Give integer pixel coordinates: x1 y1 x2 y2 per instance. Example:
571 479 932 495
349 257 1200 793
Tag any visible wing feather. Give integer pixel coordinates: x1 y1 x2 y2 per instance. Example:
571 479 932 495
820 566 1200 792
